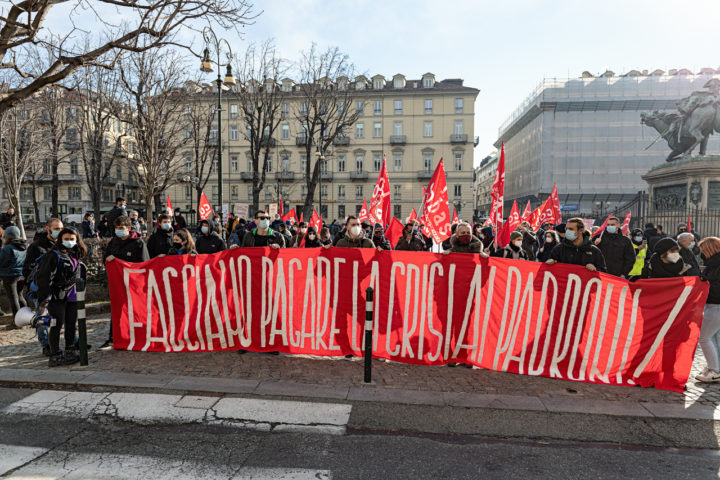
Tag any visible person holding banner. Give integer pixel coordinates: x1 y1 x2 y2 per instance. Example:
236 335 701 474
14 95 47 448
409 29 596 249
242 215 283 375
319 227 332 246
166 229 197 256
641 238 691 279
290 222 308 248
518 221 539 260
147 214 175 259
447 223 487 256
300 226 322 248
696 237 720 382
195 219 227 255
395 221 426 251
228 219 248 247
537 230 559 262
594 216 635 278
546 218 606 272
492 231 528 260
241 211 285 249
334 216 375 249
371 225 392 251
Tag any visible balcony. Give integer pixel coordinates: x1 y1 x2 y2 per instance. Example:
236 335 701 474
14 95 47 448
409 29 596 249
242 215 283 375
260 136 277 148
333 136 350 146
450 134 468 144
389 135 406 145
417 170 433 180
275 171 295 181
63 141 81 150
320 171 333 181
350 171 368 181
296 136 309 146
208 137 218 147
240 172 253 181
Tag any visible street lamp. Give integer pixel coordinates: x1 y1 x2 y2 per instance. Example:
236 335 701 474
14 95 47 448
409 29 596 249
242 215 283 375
182 175 200 224
315 140 326 219
199 26 235 238
595 200 611 218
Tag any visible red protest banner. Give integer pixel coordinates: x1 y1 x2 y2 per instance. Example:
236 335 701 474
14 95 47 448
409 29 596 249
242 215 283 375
358 198 369 223
198 191 213 220
593 214 613 238
497 200 520 248
520 201 532 223
281 209 297 225
407 208 418 223
487 143 506 228
107 248 708 392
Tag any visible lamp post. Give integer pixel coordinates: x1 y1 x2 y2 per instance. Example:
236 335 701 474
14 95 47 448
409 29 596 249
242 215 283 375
182 175 200 224
315 122 326 219
595 200 611 218
200 26 235 238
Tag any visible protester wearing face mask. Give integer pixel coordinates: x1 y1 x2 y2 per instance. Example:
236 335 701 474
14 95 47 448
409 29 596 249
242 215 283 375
593 216 635 277
641 237 691 279
301 226 322 248
537 230 559 262
128 211 141 235
290 222 308 248
479 225 495 253
696 237 720 382
241 211 285 249
106 197 127 230
628 229 647 278
195 219 227 254
81 213 97 239
372 225 392 251
319 227 332 246
167 229 197 256
447 222 487 256
395 221 426 251
147 213 175 258
546 217 606 272
492 231 528 260
677 232 700 276
334 216 375 248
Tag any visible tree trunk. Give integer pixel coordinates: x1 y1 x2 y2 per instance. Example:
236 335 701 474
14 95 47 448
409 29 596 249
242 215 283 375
31 182 40 225
145 197 154 233
11 195 25 240
92 189 101 221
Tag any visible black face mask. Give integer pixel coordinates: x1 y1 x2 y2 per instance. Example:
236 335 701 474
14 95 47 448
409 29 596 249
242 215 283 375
173 242 184 250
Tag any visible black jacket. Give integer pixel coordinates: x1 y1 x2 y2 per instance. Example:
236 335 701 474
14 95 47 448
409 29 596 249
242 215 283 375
195 223 226 254
81 221 96 239
596 232 636 277
641 252 690 279
174 214 187 230
0 212 15 229
35 249 80 306
680 246 701 276
537 240 559 262
104 231 149 263
372 235 392 251
147 229 174 258
241 228 285 248
550 234 607 272
491 243 528 260
521 230 539 261
395 234 426 251
106 206 127 229
703 253 720 304
23 234 56 279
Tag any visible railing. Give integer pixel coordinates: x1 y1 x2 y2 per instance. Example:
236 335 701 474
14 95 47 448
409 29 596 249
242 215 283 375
240 172 253 181
333 136 350 146
296 136 308 146
321 171 333 181
389 135 406 145
275 171 294 181
260 137 276 148
417 170 433 180
450 134 468 144
350 171 368 180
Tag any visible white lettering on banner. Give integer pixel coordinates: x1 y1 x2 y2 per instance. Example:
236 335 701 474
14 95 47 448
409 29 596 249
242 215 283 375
315 257 332 350
423 262 444 361
549 274 582 378
501 272 535 374
228 256 252 348
369 261 381 352
269 259 289 347
528 271 558 375
442 264 457 361
287 258 302 348
566 278 603 381
328 257 346 351
494 266 522 370
385 262 404 357
452 264 483 360
124 268 146 351
181 265 200 351
162 266 184 352
616 289 641 384
203 264 228 350
300 258 316 349
401 263 421 359
144 269 170 352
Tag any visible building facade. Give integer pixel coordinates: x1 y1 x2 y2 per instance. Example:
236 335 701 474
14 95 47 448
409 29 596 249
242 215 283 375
473 151 498 218
494 69 720 215
168 73 479 223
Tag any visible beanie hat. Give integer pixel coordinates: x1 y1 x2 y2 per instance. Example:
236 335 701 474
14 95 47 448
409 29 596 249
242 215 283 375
555 223 566 234
510 231 523 241
4 226 20 240
654 237 678 256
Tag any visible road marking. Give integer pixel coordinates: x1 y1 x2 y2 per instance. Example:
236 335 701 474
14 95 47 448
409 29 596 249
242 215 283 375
3 450 332 479
4 390 351 434
0 444 48 476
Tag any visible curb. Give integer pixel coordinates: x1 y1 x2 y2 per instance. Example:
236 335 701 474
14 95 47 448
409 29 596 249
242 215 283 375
0 367 718 449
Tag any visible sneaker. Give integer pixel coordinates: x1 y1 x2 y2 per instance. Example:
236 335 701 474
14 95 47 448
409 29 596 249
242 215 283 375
42 345 51 357
695 368 720 383
62 350 80 365
98 340 113 351
48 352 64 367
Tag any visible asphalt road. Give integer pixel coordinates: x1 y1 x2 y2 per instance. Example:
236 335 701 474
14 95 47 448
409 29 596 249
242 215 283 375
0 387 718 479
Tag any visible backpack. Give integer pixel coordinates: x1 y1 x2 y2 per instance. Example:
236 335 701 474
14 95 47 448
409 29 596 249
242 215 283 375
27 251 78 299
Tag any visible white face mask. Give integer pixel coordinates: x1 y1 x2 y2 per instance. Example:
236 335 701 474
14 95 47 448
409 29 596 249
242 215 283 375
350 225 362 237
513 240 523 248
666 252 681 263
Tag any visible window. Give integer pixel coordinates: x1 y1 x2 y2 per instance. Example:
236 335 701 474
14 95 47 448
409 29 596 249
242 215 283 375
116 164 122 179
355 101 364 114
394 100 402 114
230 104 238 119
265 156 273 172
183 126 191 139
321 184 328 200
211 159 218 173
212 186 218 200
374 79 383 89
283 83 292 93
230 125 238 140
230 185 238 200
424 99 433 114
373 153 382 172
355 154 364 172
423 77 434 88
43 159 51 175
281 154 290 172
393 184 401 200
231 155 239 173
337 154 346 172
65 128 78 143
394 205 402 219
455 98 464 113
281 103 289 119
338 205 345 219
423 153 432 172
373 122 382 138
281 124 289 139
300 103 308 116
68 187 81 200
355 185 363 199
43 187 52 201
374 100 382 115
423 121 433 137
210 125 218 140
454 120 464 135
355 123 364 138
183 106 192 121
184 157 192 172
338 101 345 115
393 152 402 172
299 125 307 141
393 122 402 136
70 157 79 175
338 185 345 200
300 154 307 172
453 185 462 197
247 157 253 172
301 185 307 198
185 185 192 200
454 152 462 171
393 78 404 88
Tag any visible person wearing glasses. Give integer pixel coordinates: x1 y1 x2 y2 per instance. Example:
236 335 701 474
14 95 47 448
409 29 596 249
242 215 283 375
241 211 285 249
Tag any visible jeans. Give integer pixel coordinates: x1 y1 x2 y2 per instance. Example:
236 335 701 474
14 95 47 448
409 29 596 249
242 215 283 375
2 276 26 316
699 303 720 371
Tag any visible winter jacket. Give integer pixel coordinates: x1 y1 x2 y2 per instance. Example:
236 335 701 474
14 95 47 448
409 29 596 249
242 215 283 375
228 225 248 247
395 234 426 251
106 206 127 230
521 230 539 261
596 232 636 277
35 248 80 306
537 240 559 262
129 218 142 235
702 253 720 304
449 235 483 254
147 229 174 258
0 212 15 229
104 231 149 263
372 235 392 251
492 244 529 260
23 235 55 279
549 233 607 272
167 246 198 256
81 221 96 239
331 229 346 246
335 235 375 248
174 214 187 231
0 239 28 277
647 231 668 253
680 246 701 276
480 226 494 250
241 228 286 248
195 223 226 254
628 244 647 277
641 252 691 279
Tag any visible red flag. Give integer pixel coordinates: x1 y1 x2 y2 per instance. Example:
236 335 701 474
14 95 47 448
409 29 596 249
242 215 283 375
198 191 213 220
420 158 451 244
520 200 532 222
497 200 520 248
279 197 284 217
452 208 459 224
166 195 173 216
687 215 692 234
536 197 556 229
550 184 562 223
487 143 506 229
281 209 297 225
529 205 543 232
407 208 417 223
358 198 369 223
369 155 391 226
385 217 404 248
592 214 613 238
299 211 304 223
621 211 632 236
300 209 323 247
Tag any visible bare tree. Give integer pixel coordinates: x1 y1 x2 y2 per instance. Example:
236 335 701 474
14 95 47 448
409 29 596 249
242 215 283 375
231 40 287 213
0 101 43 238
0 0 256 115
295 45 362 219
116 49 191 228
182 89 217 209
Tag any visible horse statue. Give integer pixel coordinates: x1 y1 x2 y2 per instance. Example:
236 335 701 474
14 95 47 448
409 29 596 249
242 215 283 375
640 111 697 161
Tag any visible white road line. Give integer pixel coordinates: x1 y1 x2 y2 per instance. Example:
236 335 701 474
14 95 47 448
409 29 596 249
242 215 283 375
3 450 332 479
3 390 352 434
0 444 49 476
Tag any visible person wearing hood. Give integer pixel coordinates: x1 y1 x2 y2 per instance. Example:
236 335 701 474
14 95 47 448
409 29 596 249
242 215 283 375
593 216 635 277
537 230 559 262
319 227 332 246
641 237 691 279
441 223 459 251
518 221 539 260
301 226 323 248
241 210 285 248
371 224 392 250
395 220 426 251
447 222 487 256
492 231 528 260
628 229 647 277
276 222 292 246
696 237 720 382
546 218 606 272
478 225 494 251
147 214 175 258
0 226 27 316
81 213 97 239
195 219 227 254
228 219 248 247
677 232 701 276
334 216 375 248
290 222 308 248
554 223 566 240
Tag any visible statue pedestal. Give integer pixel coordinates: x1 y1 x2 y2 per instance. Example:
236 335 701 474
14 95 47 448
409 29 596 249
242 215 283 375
642 155 720 211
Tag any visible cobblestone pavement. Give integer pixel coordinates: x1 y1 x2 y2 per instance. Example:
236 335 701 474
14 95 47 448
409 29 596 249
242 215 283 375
1 315 719 406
